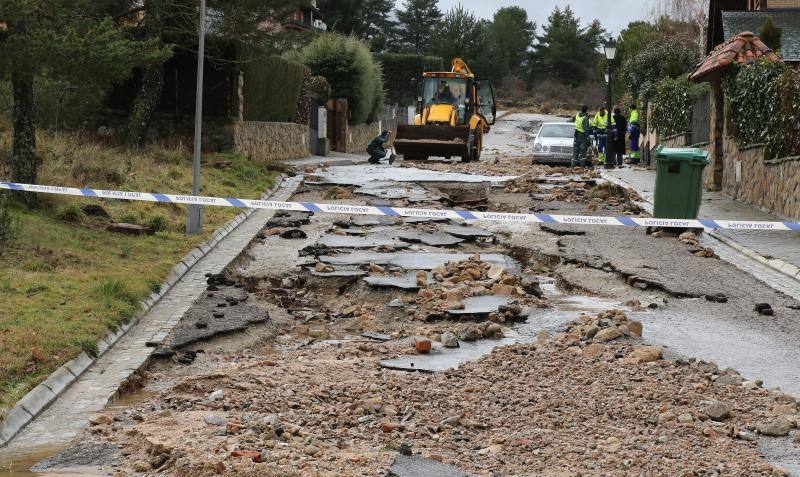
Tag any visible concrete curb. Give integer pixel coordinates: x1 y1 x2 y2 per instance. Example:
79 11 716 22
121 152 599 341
0 174 289 447
600 171 800 284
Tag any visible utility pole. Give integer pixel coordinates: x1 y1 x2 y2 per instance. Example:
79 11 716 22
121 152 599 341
186 0 206 235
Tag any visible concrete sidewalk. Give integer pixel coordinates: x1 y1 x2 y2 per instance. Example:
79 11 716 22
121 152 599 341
603 167 800 281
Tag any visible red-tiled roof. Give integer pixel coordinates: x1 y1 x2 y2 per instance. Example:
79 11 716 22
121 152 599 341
689 31 781 82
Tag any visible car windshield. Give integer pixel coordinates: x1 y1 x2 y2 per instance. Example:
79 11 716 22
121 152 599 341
539 124 574 138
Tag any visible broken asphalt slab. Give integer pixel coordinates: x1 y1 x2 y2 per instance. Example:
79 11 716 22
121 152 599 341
319 252 520 271
306 164 516 186
448 295 516 315
363 272 432 290
317 234 412 249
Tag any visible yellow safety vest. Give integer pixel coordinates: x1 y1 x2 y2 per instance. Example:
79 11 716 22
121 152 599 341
575 113 587 133
593 112 615 129
630 108 640 125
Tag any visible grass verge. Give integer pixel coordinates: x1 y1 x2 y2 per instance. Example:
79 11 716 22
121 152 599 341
0 130 278 419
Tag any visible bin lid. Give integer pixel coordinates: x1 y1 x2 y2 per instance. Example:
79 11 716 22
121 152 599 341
655 145 709 164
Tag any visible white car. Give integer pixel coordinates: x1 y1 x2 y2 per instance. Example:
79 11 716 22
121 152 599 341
532 122 576 165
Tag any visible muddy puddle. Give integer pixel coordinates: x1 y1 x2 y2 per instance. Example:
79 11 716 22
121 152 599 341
0 389 155 477
381 278 626 373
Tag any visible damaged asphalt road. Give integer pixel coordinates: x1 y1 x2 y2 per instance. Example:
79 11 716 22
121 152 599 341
25 113 800 477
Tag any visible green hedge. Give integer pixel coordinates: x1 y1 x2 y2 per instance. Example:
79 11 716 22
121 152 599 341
650 77 707 137
724 60 800 159
302 34 384 124
242 54 307 123
377 53 444 105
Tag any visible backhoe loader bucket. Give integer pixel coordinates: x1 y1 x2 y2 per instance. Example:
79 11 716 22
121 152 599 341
394 125 471 160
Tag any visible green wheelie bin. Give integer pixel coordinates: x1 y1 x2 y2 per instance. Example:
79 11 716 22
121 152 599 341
652 145 709 219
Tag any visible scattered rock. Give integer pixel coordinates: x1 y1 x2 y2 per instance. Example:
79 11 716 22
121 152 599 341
414 337 432 354
706 401 730 422
625 346 663 364
627 320 643 337
594 326 622 342
133 461 151 472
582 343 605 358
759 417 792 437
89 414 114 426
441 332 459 348
755 303 774 316
315 262 334 273
208 390 224 401
204 414 226 426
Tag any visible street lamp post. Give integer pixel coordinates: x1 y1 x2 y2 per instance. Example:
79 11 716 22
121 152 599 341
603 39 617 169
186 0 206 235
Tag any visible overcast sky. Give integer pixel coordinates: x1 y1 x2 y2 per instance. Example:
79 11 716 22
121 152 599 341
431 0 653 35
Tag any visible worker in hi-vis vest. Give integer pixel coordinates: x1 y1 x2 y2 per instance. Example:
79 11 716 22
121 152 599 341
592 107 615 165
629 104 641 164
572 105 591 168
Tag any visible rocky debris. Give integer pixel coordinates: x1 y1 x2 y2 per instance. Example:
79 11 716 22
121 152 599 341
280 228 307 239
569 309 643 343
705 401 730 422
624 345 663 364
758 417 792 437
755 303 775 316
440 332 459 348
679 231 700 246
89 414 114 426
414 336 432 354
693 247 718 259
315 262 335 273
705 293 728 303
352 254 543 322
322 186 353 200
95 332 790 477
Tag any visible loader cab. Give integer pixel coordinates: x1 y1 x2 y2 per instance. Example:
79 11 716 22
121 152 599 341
422 76 468 125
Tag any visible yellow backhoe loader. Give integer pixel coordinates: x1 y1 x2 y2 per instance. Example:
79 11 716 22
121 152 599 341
394 58 496 162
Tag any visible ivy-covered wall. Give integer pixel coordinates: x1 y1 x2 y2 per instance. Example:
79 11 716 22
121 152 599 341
723 60 800 160
649 77 708 137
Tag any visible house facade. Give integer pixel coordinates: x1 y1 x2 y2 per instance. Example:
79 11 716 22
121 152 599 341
282 0 327 32
708 0 800 61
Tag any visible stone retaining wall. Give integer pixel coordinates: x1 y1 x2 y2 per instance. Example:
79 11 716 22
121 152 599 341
721 140 800 219
234 121 309 162
345 122 381 155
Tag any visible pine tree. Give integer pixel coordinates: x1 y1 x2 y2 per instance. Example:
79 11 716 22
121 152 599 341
760 17 783 53
430 5 489 71
394 0 442 54
530 6 605 87
0 0 169 196
487 6 536 78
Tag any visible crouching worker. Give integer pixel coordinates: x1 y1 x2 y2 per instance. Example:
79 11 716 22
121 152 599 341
367 130 397 165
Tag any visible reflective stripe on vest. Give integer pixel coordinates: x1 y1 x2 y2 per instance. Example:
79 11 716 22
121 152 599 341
575 114 586 133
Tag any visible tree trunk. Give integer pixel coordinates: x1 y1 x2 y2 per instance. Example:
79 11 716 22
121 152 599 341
126 63 165 148
11 72 39 193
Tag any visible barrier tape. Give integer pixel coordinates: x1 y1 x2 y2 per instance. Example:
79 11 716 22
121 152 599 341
2 181 799 232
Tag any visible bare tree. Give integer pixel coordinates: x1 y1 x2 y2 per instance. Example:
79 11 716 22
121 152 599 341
649 0 709 52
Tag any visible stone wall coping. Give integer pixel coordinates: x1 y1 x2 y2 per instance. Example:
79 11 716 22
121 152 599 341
0 174 289 447
662 132 691 141
765 155 800 165
738 142 766 151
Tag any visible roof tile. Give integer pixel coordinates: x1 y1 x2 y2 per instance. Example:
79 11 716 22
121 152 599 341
689 31 781 81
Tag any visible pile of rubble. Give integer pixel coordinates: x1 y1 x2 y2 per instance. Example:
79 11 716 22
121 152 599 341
405 254 544 321
90 321 799 477
678 231 719 259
